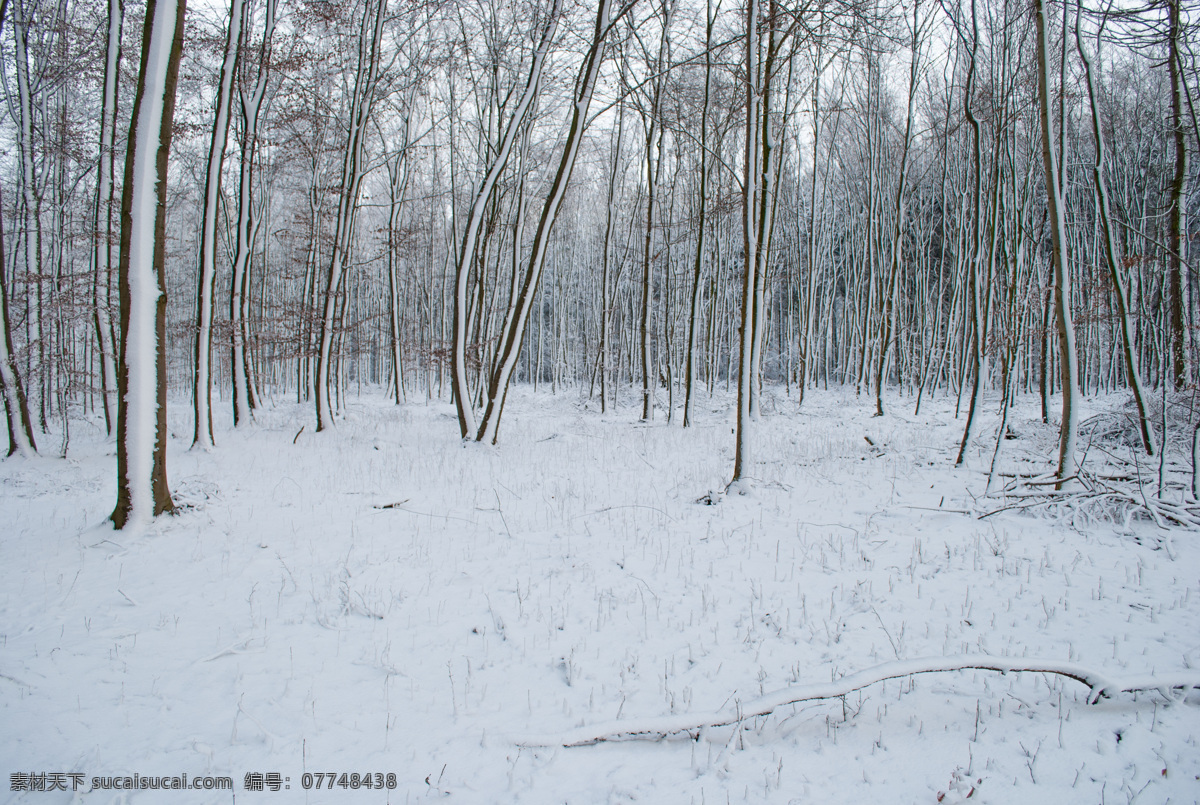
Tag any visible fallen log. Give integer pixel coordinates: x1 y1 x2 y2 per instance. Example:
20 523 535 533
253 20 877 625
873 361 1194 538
512 654 1200 747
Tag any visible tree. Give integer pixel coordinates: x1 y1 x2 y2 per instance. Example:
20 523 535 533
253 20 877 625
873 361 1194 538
0 0 36 458
874 0 925 418
0 188 37 457
450 0 561 439
473 0 626 444
1033 0 1079 488
1165 0 1188 389
110 0 186 529
192 0 247 448
314 0 387 432
1075 1 1155 455
93 0 123 437
731 0 786 489
683 0 718 427
229 0 278 427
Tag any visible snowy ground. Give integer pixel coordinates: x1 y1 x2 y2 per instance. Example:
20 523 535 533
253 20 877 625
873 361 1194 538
2 386 1198 804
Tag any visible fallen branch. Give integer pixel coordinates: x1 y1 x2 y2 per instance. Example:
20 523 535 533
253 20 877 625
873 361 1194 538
512 655 1200 747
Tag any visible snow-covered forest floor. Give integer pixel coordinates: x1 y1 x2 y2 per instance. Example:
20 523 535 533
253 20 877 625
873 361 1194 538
2 387 1198 804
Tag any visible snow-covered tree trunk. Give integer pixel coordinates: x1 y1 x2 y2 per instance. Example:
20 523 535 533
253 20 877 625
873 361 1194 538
682 0 713 428
954 0 985 468
192 0 246 448
229 0 276 428
1033 0 1078 488
636 0 672 423
11 0 45 432
0 1 37 458
1166 0 1189 390
873 0 922 418
474 0 618 444
0 190 37 457
314 0 387 432
732 0 782 488
1075 11 1154 456
451 0 560 439
385 110 414 406
110 0 186 529
597 94 625 415
92 0 123 437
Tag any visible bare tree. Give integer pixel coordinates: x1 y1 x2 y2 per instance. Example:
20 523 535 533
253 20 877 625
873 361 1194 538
474 0 627 443
451 0 561 439
229 0 278 427
93 0 123 436
1075 1 1155 455
732 0 786 489
1033 0 1079 488
192 0 247 448
314 0 387 431
874 0 926 417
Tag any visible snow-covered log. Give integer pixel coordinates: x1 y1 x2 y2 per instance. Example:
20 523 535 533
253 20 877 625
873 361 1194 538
513 655 1200 747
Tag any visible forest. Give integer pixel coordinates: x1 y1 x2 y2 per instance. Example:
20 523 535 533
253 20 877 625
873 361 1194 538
0 0 1197 502
2 0 1200 801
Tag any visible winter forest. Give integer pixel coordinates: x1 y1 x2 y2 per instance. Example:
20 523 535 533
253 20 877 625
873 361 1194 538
3 0 1200 799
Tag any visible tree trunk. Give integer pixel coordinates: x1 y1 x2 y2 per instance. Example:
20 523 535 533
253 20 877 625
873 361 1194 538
93 0 123 437
1075 7 1154 455
683 0 714 428
451 1 559 438
0 186 37 457
192 0 245 448
1167 0 1189 390
315 0 387 431
111 0 186 529
874 0 921 418
474 0 619 444
230 0 277 427
732 0 782 488
1034 0 1079 488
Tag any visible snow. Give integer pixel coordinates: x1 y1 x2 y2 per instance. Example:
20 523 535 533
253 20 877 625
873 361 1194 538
2 387 1198 803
